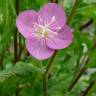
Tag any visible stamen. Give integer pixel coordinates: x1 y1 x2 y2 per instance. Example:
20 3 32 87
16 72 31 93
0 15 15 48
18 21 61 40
34 23 58 38
38 16 43 24
46 16 56 26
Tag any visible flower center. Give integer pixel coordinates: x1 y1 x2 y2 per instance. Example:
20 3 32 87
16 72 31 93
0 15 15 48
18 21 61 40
34 23 57 39
35 26 49 38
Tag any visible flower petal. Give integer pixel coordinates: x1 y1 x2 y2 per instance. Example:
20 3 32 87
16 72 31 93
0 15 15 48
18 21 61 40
46 26 73 49
38 3 66 31
26 36 55 60
16 10 38 38
58 26 73 40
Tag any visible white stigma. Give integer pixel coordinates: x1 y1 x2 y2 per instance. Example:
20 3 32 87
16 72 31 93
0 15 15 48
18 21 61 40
38 16 42 22
52 16 56 21
57 27 61 30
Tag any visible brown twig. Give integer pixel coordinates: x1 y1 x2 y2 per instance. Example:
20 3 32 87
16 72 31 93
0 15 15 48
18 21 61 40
14 28 18 63
79 19 93 31
16 0 19 15
0 50 5 69
15 0 20 96
16 84 20 96
14 0 19 63
68 67 86 91
68 54 89 91
16 83 32 96
80 81 95 96
50 0 59 3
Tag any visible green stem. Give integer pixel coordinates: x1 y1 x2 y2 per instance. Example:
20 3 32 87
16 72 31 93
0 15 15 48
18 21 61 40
18 33 23 60
43 74 48 96
66 0 80 25
43 51 57 96
45 51 57 76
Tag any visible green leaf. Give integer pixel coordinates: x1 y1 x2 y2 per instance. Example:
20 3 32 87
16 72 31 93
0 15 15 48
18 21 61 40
0 62 42 82
85 49 96 68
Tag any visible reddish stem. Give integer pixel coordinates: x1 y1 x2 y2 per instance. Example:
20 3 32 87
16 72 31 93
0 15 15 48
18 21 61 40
14 0 19 63
50 0 58 3
79 19 93 31
80 81 95 96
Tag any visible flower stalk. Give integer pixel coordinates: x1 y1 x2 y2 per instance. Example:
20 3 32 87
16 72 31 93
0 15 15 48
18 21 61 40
43 50 57 96
14 0 20 96
66 0 80 25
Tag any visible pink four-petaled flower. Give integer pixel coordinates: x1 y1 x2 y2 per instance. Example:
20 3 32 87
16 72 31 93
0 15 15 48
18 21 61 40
16 3 73 60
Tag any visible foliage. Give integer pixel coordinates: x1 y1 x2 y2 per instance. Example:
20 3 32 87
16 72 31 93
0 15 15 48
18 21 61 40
0 0 96 96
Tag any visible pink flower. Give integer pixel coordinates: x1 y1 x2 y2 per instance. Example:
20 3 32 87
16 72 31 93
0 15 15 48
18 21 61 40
16 3 73 60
